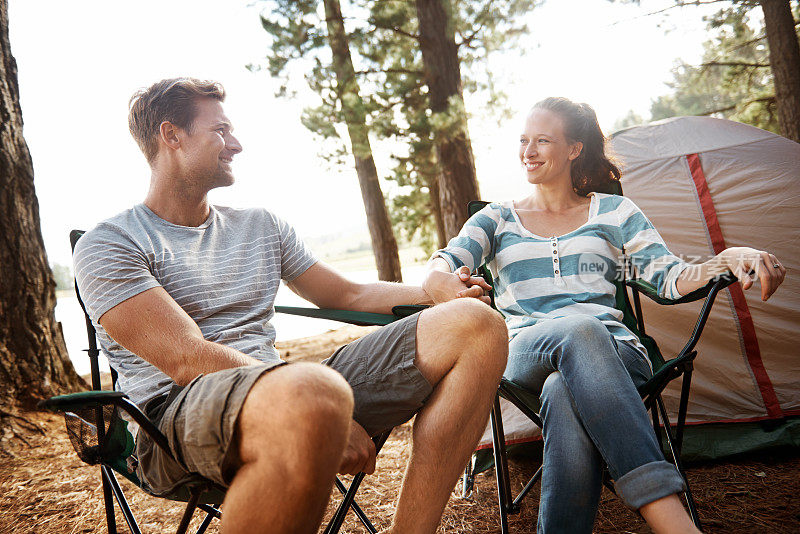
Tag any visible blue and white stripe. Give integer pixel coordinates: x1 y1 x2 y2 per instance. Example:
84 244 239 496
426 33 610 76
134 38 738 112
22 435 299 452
433 193 687 351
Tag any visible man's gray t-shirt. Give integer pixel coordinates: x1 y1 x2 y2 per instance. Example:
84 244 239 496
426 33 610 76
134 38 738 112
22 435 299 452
73 204 317 409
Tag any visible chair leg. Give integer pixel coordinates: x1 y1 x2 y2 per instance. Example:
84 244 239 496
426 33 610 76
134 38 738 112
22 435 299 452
194 510 216 534
175 488 202 534
195 504 221 534
327 475 376 533
601 468 616 495
651 403 663 448
103 465 142 534
511 465 542 509
462 459 475 499
656 397 702 530
324 430 391 534
676 364 694 457
490 396 511 534
100 466 118 533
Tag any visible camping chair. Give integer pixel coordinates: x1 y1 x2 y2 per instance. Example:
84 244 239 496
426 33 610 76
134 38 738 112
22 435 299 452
461 197 737 533
39 229 419 534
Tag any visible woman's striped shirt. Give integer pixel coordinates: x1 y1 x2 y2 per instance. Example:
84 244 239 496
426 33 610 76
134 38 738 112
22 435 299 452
432 193 688 352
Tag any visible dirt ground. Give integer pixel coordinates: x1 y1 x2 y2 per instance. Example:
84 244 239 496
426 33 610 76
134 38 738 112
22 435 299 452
1 326 798 533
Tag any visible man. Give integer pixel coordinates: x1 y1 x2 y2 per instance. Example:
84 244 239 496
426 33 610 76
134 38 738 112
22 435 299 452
73 77 508 533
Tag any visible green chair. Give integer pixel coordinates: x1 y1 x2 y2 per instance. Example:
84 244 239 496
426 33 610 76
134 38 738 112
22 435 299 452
461 197 737 533
39 229 420 534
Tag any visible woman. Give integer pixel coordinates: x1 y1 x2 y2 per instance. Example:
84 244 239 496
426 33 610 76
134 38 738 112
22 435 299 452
423 97 786 534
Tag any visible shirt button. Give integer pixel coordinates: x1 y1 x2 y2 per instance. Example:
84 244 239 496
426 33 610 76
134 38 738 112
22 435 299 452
554 258 559 263
553 250 557 255
555 270 560 274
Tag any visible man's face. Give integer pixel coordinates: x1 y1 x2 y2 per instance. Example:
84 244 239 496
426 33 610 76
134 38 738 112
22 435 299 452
177 97 242 191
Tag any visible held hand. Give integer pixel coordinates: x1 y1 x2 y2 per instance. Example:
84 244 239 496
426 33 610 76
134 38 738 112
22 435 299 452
454 266 493 303
422 266 492 305
721 247 786 301
338 420 376 475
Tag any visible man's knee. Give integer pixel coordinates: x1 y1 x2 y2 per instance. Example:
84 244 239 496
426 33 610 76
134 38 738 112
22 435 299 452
429 298 508 369
240 363 354 451
453 299 507 354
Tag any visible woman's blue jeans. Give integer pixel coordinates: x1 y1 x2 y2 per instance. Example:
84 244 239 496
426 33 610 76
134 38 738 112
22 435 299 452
504 315 686 533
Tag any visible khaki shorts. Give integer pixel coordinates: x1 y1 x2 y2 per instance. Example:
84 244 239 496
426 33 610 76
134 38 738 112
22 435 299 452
135 313 431 495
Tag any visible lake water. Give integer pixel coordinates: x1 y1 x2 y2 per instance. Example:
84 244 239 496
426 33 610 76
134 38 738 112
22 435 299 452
56 265 427 376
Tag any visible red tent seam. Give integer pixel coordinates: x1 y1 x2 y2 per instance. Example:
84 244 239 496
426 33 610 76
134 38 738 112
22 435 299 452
686 153 783 419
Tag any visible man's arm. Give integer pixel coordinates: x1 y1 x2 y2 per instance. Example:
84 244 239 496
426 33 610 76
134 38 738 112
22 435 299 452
286 262 432 314
99 286 261 386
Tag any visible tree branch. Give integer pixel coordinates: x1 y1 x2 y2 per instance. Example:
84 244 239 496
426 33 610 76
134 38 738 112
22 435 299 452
367 21 420 41
355 67 424 77
700 60 771 68
608 0 758 26
369 96 410 113
698 95 774 115
458 22 486 49
731 19 800 50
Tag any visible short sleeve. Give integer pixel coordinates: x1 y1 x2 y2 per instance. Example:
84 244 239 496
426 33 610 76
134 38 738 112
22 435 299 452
73 224 161 322
273 215 317 281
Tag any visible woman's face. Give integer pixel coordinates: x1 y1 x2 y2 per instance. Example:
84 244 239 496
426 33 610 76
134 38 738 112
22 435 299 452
519 108 582 186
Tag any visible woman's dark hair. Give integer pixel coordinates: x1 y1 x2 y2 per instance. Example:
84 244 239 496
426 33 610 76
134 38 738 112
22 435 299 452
532 97 621 196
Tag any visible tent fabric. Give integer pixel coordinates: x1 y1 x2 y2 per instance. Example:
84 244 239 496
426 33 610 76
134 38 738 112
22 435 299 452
477 117 800 454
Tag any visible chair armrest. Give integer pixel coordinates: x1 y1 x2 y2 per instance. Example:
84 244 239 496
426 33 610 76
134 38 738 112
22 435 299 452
40 390 174 460
665 272 737 361
275 306 422 326
638 349 697 401
39 390 127 411
391 304 429 317
626 272 737 305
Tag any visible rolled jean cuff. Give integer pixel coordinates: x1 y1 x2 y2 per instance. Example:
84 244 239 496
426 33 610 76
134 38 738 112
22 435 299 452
614 460 686 509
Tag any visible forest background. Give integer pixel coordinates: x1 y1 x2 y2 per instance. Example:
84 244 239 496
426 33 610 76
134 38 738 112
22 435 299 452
1 0 798 427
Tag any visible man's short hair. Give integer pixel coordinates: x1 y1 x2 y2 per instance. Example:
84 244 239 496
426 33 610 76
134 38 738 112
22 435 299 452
128 77 226 164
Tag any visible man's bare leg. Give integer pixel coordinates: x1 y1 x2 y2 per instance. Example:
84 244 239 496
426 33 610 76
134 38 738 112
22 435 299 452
390 299 509 533
221 363 353 533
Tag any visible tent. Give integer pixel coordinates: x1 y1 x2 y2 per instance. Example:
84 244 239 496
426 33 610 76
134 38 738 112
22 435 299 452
477 116 800 460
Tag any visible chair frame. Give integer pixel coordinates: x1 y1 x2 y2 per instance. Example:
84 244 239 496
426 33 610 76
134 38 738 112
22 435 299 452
40 229 410 534
462 200 736 533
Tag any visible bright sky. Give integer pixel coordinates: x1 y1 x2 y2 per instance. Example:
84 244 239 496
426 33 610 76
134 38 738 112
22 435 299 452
9 0 721 267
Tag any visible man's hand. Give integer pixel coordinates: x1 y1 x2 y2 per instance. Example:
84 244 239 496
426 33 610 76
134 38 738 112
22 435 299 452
339 420 377 475
423 265 492 305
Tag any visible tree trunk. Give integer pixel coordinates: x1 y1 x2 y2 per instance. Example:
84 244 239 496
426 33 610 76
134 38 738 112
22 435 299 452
427 173 447 249
760 0 800 143
323 0 403 282
415 0 481 240
0 0 84 421
420 148 447 248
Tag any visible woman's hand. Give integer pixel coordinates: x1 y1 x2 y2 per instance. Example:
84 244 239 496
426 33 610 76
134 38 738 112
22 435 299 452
721 247 786 301
423 263 492 305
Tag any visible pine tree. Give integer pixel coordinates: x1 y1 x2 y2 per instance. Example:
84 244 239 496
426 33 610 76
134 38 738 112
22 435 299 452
629 0 800 142
360 0 534 249
0 0 84 437
256 0 403 281
254 0 535 254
